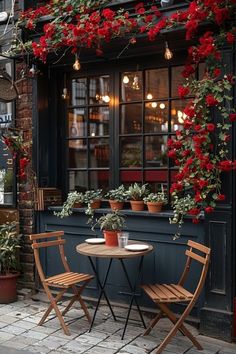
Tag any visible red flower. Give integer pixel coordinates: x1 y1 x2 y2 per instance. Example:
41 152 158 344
168 150 177 159
182 65 195 78
213 68 221 77
192 218 200 224
215 8 229 25
206 95 219 106
205 206 214 213
102 9 115 20
188 208 200 216
226 32 235 44
178 85 189 98
217 194 225 201
206 123 215 132
229 113 236 122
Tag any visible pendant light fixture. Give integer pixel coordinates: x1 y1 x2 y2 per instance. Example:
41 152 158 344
164 41 173 60
73 53 81 71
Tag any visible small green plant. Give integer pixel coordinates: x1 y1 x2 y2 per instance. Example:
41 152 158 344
0 222 21 274
126 183 149 201
84 189 103 222
93 210 125 231
105 185 126 202
144 192 168 204
54 191 84 218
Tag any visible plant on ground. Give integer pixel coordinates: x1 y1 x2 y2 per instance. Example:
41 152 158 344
0 222 21 274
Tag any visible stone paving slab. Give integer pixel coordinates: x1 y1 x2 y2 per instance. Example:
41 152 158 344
0 300 236 354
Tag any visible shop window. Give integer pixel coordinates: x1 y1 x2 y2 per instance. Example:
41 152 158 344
0 59 14 206
67 75 110 192
66 64 200 195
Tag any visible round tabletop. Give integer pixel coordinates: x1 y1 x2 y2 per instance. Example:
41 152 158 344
76 240 153 259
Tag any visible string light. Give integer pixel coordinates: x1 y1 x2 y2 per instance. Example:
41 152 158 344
147 93 153 100
164 41 173 60
123 75 129 84
73 53 81 71
132 74 140 90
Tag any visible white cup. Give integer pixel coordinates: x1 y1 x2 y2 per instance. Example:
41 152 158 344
117 232 129 248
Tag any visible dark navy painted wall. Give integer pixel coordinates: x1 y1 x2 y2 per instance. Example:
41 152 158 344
37 209 205 315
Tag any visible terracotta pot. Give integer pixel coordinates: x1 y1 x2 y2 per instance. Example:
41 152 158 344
146 201 163 213
130 200 145 211
73 202 82 208
103 230 119 247
0 272 19 304
109 200 124 211
90 200 101 209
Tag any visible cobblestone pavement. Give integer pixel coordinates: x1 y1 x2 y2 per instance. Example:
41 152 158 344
0 299 235 354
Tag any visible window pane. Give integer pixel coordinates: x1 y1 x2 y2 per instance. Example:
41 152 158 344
120 104 142 134
120 170 142 185
171 99 191 131
89 107 109 136
68 109 86 138
145 171 168 191
69 139 87 168
0 164 13 205
71 78 87 106
171 66 185 97
90 138 109 168
90 170 109 191
145 68 168 100
69 170 87 192
145 101 168 133
145 136 168 167
89 76 110 105
121 71 142 102
120 137 142 168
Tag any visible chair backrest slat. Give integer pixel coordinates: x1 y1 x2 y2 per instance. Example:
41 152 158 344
29 231 70 283
30 231 64 241
187 240 210 254
32 239 66 249
185 250 207 265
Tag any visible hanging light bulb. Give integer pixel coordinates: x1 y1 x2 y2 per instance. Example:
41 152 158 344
164 41 173 60
146 93 153 100
159 103 166 110
62 73 68 100
151 102 158 108
123 75 129 84
61 88 68 100
132 74 140 90
102 95 110 103
73 53 81 71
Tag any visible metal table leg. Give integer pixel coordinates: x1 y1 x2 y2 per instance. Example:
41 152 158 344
120 256 146 339
88 256 116 332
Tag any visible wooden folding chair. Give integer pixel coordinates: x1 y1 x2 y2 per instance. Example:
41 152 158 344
141 240 211 353
30 231 94 335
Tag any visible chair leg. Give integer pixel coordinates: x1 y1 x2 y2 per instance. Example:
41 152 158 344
143 311 163 336
67 283 92 324
40 286 70 336
154 303 203 354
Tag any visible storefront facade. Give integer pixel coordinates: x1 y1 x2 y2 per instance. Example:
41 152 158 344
0 0 235 342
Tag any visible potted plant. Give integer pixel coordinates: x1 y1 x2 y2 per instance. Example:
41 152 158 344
84 189 103 223
0 222 21 303
126 183 149 211
94 210 125 246
105 185 126 210
54 191 84 218
144 191 168 213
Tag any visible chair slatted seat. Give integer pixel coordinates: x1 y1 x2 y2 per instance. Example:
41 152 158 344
30 231 94 335
141 240 211 353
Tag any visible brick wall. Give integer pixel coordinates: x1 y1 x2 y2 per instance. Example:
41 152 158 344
15 74 36 290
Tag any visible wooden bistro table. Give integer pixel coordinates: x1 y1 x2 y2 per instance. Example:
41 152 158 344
76 240 153 339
